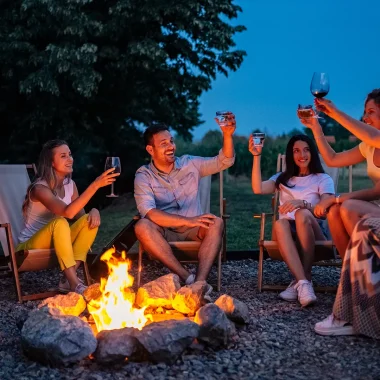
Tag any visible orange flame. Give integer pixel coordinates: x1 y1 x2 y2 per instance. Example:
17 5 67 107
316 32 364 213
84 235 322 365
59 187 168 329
88 247 147 332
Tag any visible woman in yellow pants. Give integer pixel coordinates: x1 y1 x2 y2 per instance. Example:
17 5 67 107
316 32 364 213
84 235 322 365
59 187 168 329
17 140 119 294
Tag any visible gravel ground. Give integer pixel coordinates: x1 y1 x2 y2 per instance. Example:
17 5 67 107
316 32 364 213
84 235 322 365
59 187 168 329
1 259 379 380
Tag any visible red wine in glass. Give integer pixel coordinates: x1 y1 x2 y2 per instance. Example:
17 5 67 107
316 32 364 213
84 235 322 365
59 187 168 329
104 157 121 197
310 72 330 98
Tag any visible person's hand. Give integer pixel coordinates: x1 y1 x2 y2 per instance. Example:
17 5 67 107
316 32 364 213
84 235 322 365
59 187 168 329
278 200 304 214
314 196 335 218
93 168 120 190
314 98 339 117
88 208 101 229
185 214 217 229
214 113 236 136
248 134 263 156
297 109 321 131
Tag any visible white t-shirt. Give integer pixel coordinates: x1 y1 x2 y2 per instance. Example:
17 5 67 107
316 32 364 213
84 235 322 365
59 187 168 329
358 141 380 184
268 172 335 220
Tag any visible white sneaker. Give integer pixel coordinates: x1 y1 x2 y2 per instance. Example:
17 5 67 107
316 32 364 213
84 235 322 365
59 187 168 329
74 283 88 295
279 280 298 302
295 280 317 307
185 274 196 285
314 314 354 336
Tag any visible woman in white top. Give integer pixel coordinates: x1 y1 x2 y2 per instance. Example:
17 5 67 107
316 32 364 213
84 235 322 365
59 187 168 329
299 89 380 259
17 140 119 294
251 134 335 307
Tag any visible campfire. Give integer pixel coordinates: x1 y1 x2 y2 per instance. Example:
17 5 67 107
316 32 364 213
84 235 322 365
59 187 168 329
87 248 148 332
20 247 250 366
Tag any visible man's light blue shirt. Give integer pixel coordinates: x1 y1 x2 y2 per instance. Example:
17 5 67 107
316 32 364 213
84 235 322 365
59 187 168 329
134 149 235 218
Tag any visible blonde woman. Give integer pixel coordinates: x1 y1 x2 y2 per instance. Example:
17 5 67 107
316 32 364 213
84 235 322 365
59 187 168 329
17 140 118 294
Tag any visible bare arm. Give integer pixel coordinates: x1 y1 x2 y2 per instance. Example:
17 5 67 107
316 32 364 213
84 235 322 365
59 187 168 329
31 169 119 219
314 182 380 218
315 97 380 147
145 209 217 229
249 135 275 194
298 113 365 167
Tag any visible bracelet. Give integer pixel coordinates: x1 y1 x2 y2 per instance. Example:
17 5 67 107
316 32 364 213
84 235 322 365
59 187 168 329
253 154 261 156
315 134 325 140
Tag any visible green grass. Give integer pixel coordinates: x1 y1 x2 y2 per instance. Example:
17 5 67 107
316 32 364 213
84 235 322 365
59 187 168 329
92 174 375 255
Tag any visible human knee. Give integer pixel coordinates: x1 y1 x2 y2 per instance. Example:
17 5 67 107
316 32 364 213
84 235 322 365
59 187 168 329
327 204 340 222
295 209 313 225
340 200 358 218
210 217 224 234
52 216 70 230
134 218 159 238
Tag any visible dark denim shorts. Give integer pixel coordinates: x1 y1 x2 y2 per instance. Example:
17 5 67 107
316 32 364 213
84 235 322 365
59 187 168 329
288 218 329 239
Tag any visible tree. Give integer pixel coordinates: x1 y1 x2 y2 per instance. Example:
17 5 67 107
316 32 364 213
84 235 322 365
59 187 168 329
0 0 246 200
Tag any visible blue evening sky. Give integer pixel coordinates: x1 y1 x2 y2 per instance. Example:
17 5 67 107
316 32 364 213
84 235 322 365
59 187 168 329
194 0 380 140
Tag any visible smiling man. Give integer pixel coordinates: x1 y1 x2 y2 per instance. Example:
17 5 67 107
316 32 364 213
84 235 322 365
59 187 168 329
134 118 235 288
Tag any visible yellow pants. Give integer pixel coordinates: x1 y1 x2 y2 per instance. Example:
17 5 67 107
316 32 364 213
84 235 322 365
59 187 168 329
16 214 98 270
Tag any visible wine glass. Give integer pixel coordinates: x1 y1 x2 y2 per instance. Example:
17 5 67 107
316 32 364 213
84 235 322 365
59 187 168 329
104 157 121 198
310 72 330 98
298 72 330 119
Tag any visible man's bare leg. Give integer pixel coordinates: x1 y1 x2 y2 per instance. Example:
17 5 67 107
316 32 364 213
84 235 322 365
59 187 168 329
134 219 190 281
195 217 224 282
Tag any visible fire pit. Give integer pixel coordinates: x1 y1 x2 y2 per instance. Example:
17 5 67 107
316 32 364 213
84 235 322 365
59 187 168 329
20 248 249 366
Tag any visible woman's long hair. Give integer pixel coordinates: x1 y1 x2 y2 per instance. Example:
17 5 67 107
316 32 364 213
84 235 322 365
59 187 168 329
275 134 325 189
22 139 71 218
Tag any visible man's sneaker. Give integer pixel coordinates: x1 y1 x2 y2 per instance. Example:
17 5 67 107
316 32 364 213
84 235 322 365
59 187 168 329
295 279 317 307
279 280 298 302
74 283 88 295
314 314 355 336
185 274 196 285
203 283 213 303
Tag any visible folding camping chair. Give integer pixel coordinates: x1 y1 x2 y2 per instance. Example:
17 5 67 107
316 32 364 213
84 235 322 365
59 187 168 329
254 154 352 293
136 171 229 291
0 164 91 302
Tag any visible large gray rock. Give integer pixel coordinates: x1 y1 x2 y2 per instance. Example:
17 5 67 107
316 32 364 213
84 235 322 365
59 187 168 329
135 274 180 309
21 307 97 366
136 319 199 363
172 281 209 316
194 303 236 348
94 328 144 364
39 293 86 316
214 294 250 324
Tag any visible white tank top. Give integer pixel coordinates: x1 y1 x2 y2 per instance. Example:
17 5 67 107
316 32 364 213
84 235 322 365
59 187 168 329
18 179 74 243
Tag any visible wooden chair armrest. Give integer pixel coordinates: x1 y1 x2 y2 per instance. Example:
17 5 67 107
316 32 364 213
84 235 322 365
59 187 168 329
253 212 274 218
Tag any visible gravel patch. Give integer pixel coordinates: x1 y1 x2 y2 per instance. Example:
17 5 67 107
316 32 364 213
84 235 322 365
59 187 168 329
0 259 379 380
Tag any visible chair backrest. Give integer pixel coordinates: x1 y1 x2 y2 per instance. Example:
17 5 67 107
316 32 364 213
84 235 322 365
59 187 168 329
276 153 340 191
199 175 211 214
0 165 35 256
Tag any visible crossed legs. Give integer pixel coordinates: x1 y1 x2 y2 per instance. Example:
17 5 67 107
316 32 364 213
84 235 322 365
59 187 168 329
134 218 224 282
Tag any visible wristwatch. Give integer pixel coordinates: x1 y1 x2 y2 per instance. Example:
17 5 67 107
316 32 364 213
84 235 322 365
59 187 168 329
335 194 341 204
302 200 309 209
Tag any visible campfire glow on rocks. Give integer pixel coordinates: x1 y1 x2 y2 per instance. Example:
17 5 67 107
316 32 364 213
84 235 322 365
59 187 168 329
87 248 148 332
20 247 250 366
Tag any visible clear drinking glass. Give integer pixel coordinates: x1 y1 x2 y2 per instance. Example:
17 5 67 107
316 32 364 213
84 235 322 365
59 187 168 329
252 132 266 147
104 157 121 198
216 111 234 127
